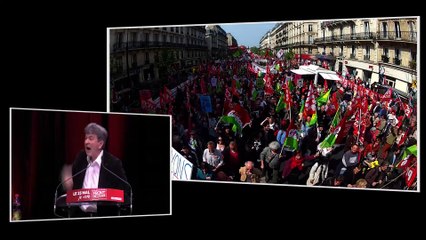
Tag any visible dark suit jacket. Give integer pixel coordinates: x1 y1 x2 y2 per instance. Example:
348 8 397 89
71 150 130 216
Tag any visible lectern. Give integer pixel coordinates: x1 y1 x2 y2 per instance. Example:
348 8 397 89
54 188 129 218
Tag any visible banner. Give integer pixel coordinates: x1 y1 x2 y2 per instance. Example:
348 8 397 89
171 148 193 180
199 95 212 112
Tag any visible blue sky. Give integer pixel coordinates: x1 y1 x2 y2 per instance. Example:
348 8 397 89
220 22 277 48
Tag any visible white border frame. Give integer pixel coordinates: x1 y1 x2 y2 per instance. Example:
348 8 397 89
9 107 173 222
106 16 420 193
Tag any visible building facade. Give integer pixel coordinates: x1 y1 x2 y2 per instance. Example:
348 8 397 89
259 31 271 50
206 25 228 58
110 26 208 110
315 17 417 93
227 33 238 47
272 21 318 56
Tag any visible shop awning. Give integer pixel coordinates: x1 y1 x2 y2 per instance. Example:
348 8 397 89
319 72 341 81
291 69 314 75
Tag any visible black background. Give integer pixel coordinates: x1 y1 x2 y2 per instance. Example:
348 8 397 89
5 4 424 235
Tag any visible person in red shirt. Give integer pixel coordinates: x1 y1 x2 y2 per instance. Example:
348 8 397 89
222 141 241 180
282 151 319 180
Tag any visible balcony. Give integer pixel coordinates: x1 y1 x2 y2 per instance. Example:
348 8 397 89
349 54 356 59
381 55 389 63
364 55 370 61
377 31 417 43
314 32 375 44
112 41 196 53
394 58 401 66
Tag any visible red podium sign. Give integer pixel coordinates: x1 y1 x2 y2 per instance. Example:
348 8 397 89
66 188 124 204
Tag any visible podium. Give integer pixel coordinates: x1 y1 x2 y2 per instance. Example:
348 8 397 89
54 188 130 218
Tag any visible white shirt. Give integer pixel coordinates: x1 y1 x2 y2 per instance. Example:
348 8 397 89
80 150 103 212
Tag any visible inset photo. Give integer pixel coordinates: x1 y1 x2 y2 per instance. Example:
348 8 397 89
10 108 171 221
108 17 418 191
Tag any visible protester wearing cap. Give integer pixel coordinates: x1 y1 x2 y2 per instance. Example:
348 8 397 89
259 141 281 183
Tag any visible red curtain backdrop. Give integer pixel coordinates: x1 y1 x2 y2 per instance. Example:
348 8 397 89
11 109 170 220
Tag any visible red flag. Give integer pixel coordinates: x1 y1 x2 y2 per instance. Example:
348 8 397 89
303 83 317 119
404 165 417 188
381 88 393 100
323 79 328 93
285 81 292 109
403 103 412 118
397 155 414 169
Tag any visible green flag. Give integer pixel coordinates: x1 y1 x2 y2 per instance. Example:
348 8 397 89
316 89 331 107
235 79 241 89
275 64 280 71
251 88 258 101
283 129 299 152
319 125 341 149
276 94 286 113
299 99 305 114
221 115 239 133
308 112 317 126
331 106 341 127
288 80 295 92
401 145 417 159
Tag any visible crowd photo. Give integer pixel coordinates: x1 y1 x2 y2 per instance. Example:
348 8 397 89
113 42 418 190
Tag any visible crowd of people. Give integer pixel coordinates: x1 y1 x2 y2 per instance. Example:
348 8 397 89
155 50 417 190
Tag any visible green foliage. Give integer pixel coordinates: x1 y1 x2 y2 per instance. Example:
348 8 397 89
285 49 295 61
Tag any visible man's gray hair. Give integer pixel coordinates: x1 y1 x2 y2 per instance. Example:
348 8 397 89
269 141 280 150
85 123 108 143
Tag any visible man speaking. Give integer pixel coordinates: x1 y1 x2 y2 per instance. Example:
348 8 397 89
70 122 130 217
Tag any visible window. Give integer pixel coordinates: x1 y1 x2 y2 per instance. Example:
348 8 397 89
364 21 370 39
394 21 401 38
340 46 343 56
308 35 313 44
145 52 150 64
365 46 370 55
350 25 355 36
131 32 137 43
340 26 343 39
154 34 159 42
145 33 149 42
308 47 312 54
408 21 416 41
385 77 396 88
116 32 123 45
411 50 417 61
131 54 137 67
364 21 370 33
384 48 389 57
394 48 401 65
395 48 400 59
308 24 313 32
351 45 355 55
115 56 123 73
163 34 167 42
382 22 388 38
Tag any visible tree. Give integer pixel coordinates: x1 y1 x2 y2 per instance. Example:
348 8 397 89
158 49 177 83
250 46 261 55
285 49 295 61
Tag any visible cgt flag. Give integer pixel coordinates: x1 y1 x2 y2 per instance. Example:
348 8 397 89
404 165 417 188
221 105 250 134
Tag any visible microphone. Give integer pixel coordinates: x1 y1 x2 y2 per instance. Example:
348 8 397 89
101 164 133 215
53 161 92 218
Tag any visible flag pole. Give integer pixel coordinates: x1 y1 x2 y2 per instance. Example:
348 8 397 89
356 108 361 144
215 116 223 129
